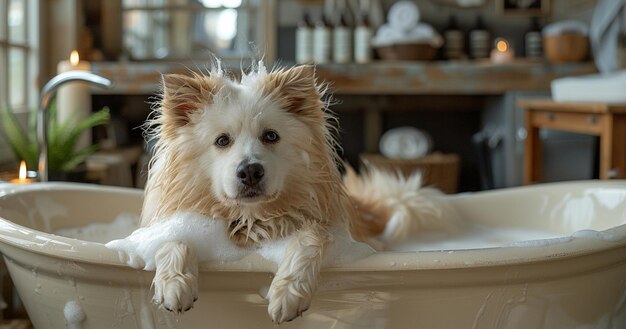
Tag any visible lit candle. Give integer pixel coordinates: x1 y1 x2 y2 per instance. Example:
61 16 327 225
490 38 515 64
57 50 92 151
9 161 33 184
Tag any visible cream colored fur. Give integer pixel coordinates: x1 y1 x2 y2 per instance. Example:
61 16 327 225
344 164 462 249
152 241 198 313
143 63 457 323
143 63 355 323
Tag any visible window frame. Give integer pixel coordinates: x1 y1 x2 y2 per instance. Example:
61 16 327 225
0 0 38 113
0 0 39 164
120 0 276 62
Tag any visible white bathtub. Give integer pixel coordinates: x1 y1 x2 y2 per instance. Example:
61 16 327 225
0 182 625 328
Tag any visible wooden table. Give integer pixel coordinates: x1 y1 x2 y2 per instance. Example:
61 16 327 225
518 99 626 184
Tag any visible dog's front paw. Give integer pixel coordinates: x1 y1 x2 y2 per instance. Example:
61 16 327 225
152 241 199 314
152 271 198 313
267 276 312 324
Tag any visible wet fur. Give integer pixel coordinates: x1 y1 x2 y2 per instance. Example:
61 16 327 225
143 63 356 323
142 63 453 323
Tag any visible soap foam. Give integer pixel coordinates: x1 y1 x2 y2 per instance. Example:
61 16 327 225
257 227 375 267
571 229 620 242
55 213 139 244
387 224 570 251
106 212 250 270
57 212 621 269
63 300 86 329
105 212 374 270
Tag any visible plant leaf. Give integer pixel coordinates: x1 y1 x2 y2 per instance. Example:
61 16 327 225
60 144 100 172
0 106 36 168
51 107 110 172
59 107 110 155
1 100 110 173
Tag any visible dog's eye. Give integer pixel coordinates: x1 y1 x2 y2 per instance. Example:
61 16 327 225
262 130 280 144
215 134 231 147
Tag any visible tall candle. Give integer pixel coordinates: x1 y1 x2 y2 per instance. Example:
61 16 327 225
56 50 92 151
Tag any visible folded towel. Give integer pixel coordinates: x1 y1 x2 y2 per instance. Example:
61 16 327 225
388 1 420 32
372 24 405 47
372 23 442 47
590 0 626 73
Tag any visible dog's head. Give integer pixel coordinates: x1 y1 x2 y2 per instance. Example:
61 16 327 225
156 65 330 210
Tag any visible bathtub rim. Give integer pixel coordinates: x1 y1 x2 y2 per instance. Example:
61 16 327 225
0 181 624 274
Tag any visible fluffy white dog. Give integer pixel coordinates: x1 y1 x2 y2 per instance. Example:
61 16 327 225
141 63 450 323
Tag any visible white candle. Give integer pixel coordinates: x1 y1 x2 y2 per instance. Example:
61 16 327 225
490 39 515 64
56 50 92 151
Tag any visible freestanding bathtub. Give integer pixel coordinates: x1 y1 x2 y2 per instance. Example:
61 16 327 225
0 181 624 328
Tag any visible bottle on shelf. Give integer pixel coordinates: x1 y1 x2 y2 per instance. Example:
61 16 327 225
296 11 314 64
443 15 465 60
354 13 373 63
525 17 543 60
469 15 491 60
333 6 352 63
313 13 332 64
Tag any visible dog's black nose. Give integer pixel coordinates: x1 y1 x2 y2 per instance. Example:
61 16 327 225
236 162 264 187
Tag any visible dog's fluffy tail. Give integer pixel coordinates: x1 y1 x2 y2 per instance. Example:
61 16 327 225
344 164 461 248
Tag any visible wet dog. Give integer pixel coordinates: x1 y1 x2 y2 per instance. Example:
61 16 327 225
141 63 446 323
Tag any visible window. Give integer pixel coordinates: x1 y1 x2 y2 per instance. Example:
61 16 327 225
0 0 38 162
121 0 275 62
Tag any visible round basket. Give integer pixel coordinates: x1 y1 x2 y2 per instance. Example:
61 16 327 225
375 43 438 61
543 34 589 63
360 153 460 194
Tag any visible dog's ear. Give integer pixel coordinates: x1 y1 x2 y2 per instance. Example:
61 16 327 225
161 73 220 126
262 66 324 117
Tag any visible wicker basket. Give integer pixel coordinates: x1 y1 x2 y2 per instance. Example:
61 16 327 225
543 34 589 63
360 153 460 194
375 43 438 61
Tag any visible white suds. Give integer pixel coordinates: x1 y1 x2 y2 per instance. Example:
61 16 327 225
56 212 622 269
257 226 375 267
503 236 575 248
571 229 620 241
55 214 139 244
105 212 374 270
388 224 570 251
106 212 250 270
64 301 86 329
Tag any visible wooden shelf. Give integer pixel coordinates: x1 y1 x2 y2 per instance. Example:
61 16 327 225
91 60 597 96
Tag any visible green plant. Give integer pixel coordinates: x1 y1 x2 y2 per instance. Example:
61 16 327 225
0 100 110 172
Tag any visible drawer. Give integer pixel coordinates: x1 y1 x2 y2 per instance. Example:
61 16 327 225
529 110 606 135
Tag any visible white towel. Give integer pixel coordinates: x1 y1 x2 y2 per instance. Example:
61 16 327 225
372 24 405 47
590 0 626 73
407 23 444 47
387 1 420 32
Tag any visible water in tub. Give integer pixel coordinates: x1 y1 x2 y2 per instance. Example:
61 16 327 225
55 209 579 266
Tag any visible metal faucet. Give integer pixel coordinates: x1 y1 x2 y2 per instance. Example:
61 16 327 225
38 71 113 182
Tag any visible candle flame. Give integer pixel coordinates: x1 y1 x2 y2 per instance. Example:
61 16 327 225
70 50 80 66
496 40 509 53
18 161 27 180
